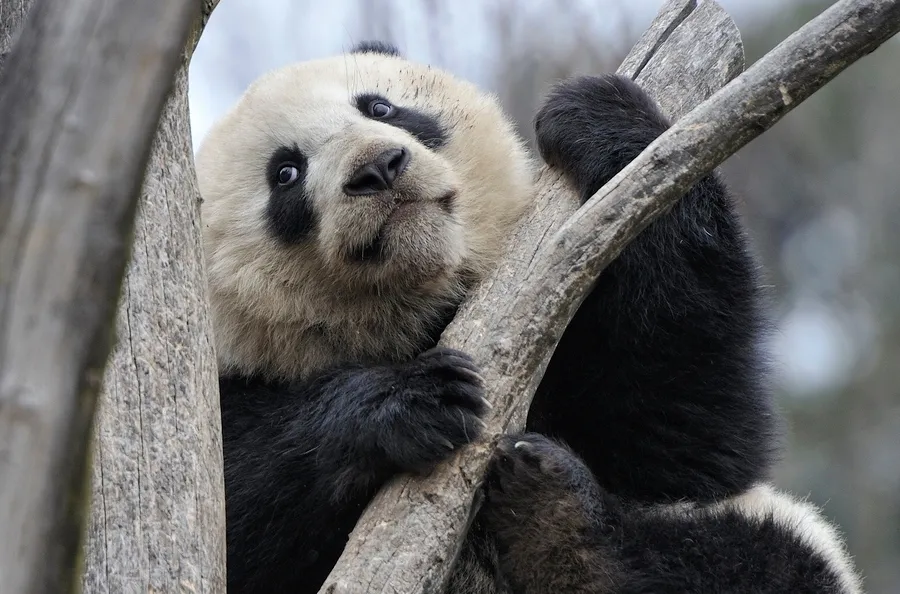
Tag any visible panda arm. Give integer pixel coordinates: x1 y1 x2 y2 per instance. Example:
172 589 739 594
528 74 778 503
219 348 486 593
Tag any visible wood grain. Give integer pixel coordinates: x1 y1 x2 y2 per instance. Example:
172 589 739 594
80 2 227 594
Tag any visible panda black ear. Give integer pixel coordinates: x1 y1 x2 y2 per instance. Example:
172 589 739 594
351 40 402 57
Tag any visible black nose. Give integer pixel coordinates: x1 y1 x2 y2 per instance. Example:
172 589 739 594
343 147 410 196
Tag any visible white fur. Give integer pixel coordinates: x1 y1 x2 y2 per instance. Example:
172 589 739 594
650 483 864 593
196 51 535 380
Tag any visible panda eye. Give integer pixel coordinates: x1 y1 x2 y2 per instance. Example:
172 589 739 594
368 100 395 118
277 164 300 186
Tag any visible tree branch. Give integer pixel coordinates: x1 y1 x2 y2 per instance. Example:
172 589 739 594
321 0 900 592
0 0 197 592
80 1 227 593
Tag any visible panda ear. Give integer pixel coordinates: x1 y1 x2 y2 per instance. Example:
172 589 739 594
351 40 402 57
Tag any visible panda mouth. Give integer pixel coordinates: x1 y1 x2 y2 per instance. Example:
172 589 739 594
436 191 456 214
348 192 456 265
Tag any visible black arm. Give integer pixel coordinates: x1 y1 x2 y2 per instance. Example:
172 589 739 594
528 74 779 504
220 348 486 593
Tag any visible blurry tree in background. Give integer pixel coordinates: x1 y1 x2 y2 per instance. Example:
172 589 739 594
191 0 899 591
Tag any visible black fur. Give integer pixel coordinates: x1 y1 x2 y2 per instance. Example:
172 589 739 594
356 93 448 149
472 434 848 594
221 347 486 592
266 145 316 243
219 72 815 593
351 40 402 57
528 74 778 503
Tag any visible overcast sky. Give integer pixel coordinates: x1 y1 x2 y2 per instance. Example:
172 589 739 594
189 0 795 146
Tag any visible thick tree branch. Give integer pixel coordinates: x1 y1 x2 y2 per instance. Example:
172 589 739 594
322 0 900 592
80 1 227 593
0 0 197 593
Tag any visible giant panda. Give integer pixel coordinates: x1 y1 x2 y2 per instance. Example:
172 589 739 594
195 41 863 594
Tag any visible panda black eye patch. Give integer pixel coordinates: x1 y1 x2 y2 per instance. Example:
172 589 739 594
355 93 446 150
265 146 316 244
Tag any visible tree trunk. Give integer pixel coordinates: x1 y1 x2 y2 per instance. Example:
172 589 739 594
80 2 227 594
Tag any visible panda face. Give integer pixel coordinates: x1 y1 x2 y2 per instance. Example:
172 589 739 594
196 47 535 378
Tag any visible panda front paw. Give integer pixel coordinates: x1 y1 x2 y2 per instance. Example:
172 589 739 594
482 433 601 547
376 347 488 473
534 74 670 202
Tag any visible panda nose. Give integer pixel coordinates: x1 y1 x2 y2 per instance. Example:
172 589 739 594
343 147 410 196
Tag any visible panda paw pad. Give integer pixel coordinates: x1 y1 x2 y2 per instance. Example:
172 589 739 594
487 433 575 495
482 433 600 545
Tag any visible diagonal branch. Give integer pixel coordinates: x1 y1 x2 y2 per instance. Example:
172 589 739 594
0 0 197 592
320 0 900 593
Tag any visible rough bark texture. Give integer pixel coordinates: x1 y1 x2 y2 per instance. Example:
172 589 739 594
80 2 226 594
320 1 745 592
323 0 900 592
0 0 33 56
0 1 196 593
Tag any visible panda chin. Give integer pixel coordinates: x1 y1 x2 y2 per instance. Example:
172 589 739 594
350 229 386 263
349 204 422 263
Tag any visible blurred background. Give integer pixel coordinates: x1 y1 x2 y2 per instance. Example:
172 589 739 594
189 0 900 590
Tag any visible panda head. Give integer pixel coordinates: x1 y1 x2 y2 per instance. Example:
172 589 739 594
196 42 535 380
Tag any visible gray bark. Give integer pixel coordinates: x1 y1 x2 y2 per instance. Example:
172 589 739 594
320 1 744 592
0 0 33 56
321 0 900 592
80 2 227 594
0 2 196 594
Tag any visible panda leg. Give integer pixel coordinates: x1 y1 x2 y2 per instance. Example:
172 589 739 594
479 435 858 594
478 434 615 593
608 485 860 594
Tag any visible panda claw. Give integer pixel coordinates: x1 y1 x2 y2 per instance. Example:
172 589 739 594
454 367 484 388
